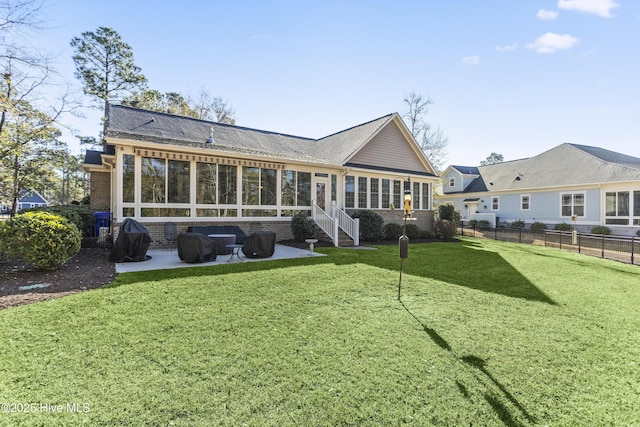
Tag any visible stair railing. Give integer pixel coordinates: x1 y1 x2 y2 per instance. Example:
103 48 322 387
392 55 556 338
332 203 360 246
312 201 339 246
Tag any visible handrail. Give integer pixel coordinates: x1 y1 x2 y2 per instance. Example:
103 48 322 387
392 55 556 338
332 203 360 246
312 202 338 247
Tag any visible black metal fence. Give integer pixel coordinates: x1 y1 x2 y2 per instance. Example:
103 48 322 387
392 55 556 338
459 222 639 266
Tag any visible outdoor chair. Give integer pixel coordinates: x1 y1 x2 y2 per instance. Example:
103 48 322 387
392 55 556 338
177 232 217 263
242 231 276 258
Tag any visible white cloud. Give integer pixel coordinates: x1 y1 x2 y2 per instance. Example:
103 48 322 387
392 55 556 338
526 32 579 53
496 43 518 52
462 55 480 65
537 9 559 20
557 0 620 17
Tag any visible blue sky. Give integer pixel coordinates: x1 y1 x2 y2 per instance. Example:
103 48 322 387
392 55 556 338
29 0 640 166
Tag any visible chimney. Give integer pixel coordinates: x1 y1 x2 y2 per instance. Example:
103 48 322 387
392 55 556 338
206 127 214 144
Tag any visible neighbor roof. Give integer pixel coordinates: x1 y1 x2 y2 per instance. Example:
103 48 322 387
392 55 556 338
103 104 397 167
453 143 640 193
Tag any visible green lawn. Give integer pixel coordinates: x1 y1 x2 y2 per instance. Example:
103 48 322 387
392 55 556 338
1 238 638 426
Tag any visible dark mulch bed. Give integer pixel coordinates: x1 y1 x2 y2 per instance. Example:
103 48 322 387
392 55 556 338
0 247 116 310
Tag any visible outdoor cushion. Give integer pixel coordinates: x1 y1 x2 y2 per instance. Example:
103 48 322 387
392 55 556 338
177 232 217 263
242 231 276 258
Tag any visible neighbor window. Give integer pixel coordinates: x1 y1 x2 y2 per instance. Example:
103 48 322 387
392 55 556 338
449 177 455 187
413 182 420 211
605 191 630 225
561 193 584 217
491 196 500 211
521 194 530 211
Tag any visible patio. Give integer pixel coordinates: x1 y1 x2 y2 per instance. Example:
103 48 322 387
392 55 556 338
115 243 325 273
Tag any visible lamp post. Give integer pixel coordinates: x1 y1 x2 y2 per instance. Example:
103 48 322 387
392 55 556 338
398 176 411 300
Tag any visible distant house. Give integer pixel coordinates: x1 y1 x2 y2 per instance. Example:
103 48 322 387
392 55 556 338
83 104 439 246
17 189 49 211
436 144 640 236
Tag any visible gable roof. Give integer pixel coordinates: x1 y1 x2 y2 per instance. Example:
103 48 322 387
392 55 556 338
450 166 480 175
18 189 48 204
450 143 640 194
102 104 436 176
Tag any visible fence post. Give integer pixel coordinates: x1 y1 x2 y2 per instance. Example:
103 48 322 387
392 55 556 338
631 236 635 265
578 232 581 254
519 228 522 243
460 221 464 237
601 234 605 258
559 232 562 250
494 225 498 241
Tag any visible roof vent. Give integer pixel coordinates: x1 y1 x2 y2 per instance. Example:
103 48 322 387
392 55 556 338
206 127 214 144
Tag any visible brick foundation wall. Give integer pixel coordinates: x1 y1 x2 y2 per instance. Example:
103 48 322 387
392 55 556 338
90 172 111 211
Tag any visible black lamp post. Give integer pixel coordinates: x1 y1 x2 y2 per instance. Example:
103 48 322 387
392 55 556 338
398 176 411 299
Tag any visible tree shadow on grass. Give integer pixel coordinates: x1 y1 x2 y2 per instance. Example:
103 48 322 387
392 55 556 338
348 241 556 305
400 299 536 426
109 241 556 305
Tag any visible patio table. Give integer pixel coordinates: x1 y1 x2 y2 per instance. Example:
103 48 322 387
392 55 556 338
208 234 236 255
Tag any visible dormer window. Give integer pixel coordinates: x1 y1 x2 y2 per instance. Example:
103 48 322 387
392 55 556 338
449 178 455 187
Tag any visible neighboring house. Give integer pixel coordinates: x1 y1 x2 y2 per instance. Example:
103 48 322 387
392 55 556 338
17 189 49 211
436 143 640 236
83 104 439 246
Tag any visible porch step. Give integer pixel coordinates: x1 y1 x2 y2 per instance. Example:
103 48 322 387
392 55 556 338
316 227 354 247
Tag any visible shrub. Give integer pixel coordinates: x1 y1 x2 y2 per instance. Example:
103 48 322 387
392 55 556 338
291 211 316 242
351 210 384 242
554 223 572 231
510 220 525 229
531 221 547 231
404 223 421 239
21 204 94 237
637 230 640 237
383 223 403 240
478 220 490 228
438 204 459 222
435 219 457 241
0 211 81 270
591 225 611 235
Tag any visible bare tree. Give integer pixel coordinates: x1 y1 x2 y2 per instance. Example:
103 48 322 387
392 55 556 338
123 87 237 124
402 92 449 172
188 88 236 124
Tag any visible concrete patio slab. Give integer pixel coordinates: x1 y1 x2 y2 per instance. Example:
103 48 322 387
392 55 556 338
115 244 324 274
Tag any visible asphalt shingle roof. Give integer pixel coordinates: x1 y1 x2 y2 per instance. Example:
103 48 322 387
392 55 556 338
456 143 640 194
104 104 395 166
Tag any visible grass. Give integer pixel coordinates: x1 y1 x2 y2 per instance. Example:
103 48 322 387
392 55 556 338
0 238 639 426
